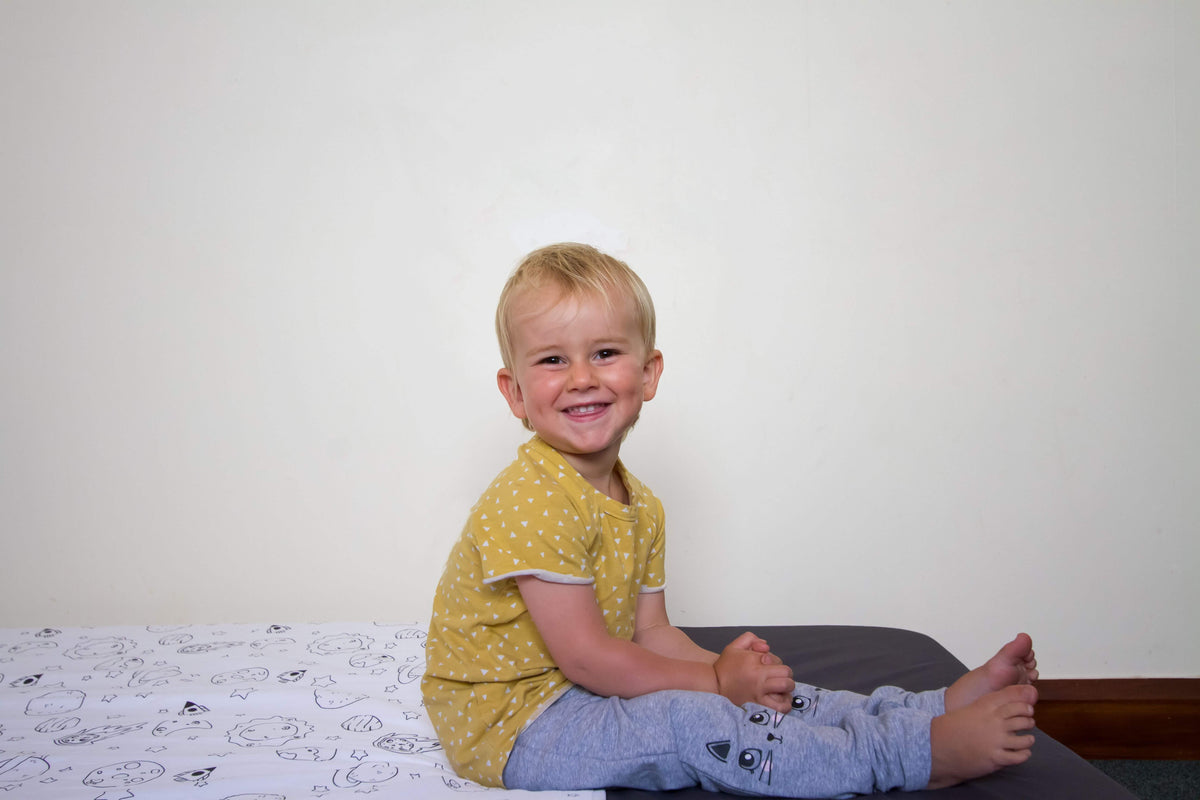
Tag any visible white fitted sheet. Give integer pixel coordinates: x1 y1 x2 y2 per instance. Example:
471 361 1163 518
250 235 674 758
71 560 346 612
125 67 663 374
0 621 602 800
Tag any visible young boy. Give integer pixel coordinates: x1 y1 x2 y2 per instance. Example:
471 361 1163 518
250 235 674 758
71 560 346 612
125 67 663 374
421 243 1039 797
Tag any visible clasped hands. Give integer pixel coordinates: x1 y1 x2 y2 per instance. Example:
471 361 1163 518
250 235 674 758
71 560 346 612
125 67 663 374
713 631 796 713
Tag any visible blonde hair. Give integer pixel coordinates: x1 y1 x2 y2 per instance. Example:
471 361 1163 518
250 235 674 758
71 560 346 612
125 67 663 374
496 244 657 430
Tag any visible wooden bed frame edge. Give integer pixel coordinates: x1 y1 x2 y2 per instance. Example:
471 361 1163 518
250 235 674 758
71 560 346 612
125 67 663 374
1036 678 1200 759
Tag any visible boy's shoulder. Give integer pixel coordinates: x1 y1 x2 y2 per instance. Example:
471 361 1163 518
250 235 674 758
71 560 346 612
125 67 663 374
507 437 580 493
618 462 656 501
469 438 583 514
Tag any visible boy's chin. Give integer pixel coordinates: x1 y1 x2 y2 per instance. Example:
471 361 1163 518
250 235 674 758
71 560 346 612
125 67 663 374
538 430 622 458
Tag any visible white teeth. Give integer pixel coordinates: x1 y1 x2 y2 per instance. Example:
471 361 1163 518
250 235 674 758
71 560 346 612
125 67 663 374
568 404 602 414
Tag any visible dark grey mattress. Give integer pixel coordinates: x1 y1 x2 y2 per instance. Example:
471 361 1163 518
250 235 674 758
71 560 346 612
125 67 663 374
608 625 1135 800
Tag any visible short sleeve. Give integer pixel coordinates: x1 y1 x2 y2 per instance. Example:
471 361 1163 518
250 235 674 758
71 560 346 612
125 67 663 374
472 479 596 586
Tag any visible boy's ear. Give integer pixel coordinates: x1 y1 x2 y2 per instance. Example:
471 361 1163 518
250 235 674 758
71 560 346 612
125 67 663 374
496 368 527 421
641 350 664 402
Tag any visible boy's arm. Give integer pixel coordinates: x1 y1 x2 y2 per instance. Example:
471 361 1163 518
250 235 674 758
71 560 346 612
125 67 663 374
631 590 718 663
633 590 795 711
517 576 719 697
518 576 794 711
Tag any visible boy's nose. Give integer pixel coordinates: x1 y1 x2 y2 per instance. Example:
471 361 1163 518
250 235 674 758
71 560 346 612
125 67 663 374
566 361 598 388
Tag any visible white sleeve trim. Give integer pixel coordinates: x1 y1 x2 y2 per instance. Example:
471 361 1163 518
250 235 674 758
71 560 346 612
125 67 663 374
482 569 594 586
639 583 667 594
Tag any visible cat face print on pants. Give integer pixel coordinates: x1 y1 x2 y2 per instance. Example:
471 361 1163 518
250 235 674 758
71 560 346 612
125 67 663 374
705 709 784 786
704 693 815 788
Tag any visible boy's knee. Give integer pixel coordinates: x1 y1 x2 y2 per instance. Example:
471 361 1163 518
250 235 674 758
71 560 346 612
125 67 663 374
659 690 739 727
669 697 795 793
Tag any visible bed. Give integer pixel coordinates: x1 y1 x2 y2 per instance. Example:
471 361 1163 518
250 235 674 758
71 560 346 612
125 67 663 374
0 622 1133 799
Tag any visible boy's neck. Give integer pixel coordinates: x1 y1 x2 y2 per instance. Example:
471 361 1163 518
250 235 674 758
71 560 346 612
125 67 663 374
558 447 629 504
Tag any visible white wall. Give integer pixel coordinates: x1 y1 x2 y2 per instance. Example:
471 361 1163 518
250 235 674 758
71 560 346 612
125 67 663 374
2 1 1196 679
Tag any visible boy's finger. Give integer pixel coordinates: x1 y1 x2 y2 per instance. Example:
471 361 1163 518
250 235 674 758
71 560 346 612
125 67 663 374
764 664 793 680
726 631 758 651
727 631 771 653
760 693 793 714
763 675 796 695
768 695 796 714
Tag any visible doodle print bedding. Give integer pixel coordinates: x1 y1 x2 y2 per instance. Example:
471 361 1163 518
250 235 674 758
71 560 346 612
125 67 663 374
0 622 602 800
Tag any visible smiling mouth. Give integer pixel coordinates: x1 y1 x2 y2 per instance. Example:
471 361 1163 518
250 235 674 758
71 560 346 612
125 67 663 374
564 403 609 417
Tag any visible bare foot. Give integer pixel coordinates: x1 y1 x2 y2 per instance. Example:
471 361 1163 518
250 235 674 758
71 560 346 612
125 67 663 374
945 633 1038 712
928 684 1038 789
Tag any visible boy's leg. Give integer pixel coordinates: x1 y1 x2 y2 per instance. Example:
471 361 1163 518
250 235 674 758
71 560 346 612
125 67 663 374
504 685 934 797
792 681 944 724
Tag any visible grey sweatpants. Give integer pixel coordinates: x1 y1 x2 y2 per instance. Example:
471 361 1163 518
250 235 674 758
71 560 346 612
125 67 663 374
504 682 944 798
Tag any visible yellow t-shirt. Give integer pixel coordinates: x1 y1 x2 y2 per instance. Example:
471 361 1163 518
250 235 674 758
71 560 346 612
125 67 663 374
421 437 667 786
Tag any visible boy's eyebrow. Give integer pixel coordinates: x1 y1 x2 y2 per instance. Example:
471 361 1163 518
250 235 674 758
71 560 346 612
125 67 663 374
522 334 636 358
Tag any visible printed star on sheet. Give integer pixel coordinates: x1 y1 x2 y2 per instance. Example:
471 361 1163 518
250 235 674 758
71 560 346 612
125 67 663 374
311 675 336 688
312 785 332 796
230 688 256 699
101 695 117 703
145 746 167 753
351 749 369 761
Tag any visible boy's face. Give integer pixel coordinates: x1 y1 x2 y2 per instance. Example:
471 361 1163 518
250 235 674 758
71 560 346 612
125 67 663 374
497 286 663 476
